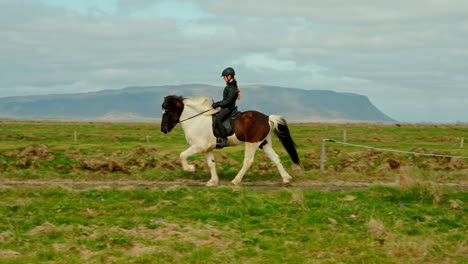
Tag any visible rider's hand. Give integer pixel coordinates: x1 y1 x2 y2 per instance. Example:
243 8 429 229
212 102 220 109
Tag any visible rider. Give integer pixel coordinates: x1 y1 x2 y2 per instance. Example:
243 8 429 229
211 67 241 149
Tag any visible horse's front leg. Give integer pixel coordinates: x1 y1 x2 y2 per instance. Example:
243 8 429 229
179 145 201 172
205 151 219 186
231 142 262 185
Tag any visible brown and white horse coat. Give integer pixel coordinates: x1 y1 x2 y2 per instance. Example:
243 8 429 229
161 95 300 186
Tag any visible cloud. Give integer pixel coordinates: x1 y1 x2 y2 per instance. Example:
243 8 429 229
192 0 468 23
0 0 467 122
116 0 160 11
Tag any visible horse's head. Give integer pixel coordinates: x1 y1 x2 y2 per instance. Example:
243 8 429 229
161 95 184 134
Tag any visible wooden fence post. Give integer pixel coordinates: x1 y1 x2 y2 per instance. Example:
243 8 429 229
146 135 150 143
74 131 77 142
320 140 326 173
394 174 401 185
461 137 464 148
343 129 347 143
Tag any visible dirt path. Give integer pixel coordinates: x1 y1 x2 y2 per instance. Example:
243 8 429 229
1 179 466 191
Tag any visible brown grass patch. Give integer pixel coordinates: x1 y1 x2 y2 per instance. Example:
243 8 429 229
0 232 12 243
127 241 162 256
3 145 55 160
386 240 430 259
367 218 387 238
0 250 21 258
449 199 463 210
105 222 241 250
287 189 306 207
28 222 58 236
52 244 77 252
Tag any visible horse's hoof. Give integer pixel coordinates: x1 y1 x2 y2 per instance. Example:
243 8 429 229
206 181 218 187
231 180 241 186
284 175 293 181
282 182 291 187
183 165 196 172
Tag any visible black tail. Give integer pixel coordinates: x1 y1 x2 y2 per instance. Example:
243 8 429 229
271 116 300 164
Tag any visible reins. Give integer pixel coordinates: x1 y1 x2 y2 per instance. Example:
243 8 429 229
175 109 212 125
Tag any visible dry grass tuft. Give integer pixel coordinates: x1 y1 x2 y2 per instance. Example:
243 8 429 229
404 181 445 204
385 237 431 260
28 222 58 236
367 218 387 238
0 250 21 258
52 244 77 252
340 195 357 201
126 241 160 256
449 199 463 210
2 144 55 160
287 190 306 208
0 232 12 243
398 165 420 186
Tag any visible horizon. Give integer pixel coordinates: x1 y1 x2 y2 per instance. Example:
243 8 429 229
1 83 467 124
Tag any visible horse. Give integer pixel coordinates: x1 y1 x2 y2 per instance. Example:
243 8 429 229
160 95 300 186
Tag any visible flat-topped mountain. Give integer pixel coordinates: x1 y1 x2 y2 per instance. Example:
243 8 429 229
0 84 395 122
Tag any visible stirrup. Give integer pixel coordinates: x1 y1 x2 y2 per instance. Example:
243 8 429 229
216 137 228 149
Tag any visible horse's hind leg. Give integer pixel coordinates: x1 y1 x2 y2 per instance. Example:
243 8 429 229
262 137 292 184
205 151 219 187
231 142 262 185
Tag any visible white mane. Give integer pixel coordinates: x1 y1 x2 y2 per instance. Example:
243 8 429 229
183 96 213 111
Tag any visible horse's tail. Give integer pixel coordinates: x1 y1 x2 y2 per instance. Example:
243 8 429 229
269 115 300 165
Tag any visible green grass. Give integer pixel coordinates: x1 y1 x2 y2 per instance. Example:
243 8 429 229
0 184 466 263
0 121 466 184
0 121 466 262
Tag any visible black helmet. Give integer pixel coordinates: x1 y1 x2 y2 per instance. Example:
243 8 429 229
221 67 235 77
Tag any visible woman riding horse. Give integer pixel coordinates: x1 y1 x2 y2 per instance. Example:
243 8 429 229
211 67 241 149
161 95 300 186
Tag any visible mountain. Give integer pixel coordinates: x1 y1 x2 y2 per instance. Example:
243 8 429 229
0 84 395 122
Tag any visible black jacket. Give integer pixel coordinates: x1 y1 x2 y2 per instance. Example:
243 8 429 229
215 80 238 109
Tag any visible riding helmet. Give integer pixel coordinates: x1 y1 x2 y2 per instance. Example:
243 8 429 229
221 67 235 77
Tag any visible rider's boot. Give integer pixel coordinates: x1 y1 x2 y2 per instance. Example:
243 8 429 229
216 137 228 149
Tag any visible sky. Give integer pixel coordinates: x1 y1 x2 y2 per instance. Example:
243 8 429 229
1 0 467 123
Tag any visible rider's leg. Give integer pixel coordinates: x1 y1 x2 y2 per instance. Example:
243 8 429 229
215 108 230 148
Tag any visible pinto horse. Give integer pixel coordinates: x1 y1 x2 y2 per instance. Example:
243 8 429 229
161 95 300 186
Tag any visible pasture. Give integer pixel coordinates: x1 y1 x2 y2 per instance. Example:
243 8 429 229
0 120 467 263
0 120 466 185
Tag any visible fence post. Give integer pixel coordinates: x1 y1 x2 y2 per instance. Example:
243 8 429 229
394 174 400 185
343 129 347 143
461 138 464 148
146 135 150 143
320 139 326 173
74 131 77 142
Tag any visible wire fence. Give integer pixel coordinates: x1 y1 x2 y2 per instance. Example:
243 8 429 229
323 139 468 159
0 129 154 143
319 138 467 173
1 124 466 151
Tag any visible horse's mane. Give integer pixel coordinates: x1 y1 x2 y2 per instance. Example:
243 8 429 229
183 97 212 111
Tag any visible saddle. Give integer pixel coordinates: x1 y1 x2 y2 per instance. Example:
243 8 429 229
212 107 241 137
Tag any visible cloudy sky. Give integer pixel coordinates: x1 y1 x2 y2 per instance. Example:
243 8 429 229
1 0 467 123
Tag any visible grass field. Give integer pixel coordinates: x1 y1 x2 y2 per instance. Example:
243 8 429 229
0 120 467 263
0 184 466 263
0 120 466 184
